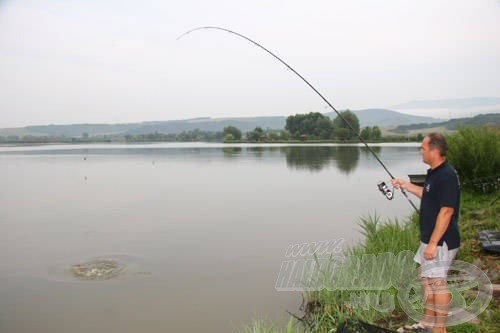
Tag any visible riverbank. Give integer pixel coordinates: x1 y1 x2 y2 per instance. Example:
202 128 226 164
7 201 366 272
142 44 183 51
240 190 499 333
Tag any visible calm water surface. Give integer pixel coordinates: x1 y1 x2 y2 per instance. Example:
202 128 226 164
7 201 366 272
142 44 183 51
0 143 424 333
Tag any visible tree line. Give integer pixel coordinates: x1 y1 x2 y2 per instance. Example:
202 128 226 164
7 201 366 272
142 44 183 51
284 110 382 141
0 130 225 144
1 111 413 144
223 110 383 142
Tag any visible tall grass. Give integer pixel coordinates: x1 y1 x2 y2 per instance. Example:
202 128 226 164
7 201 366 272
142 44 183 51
237 214 421 333
352 213 420 255
300 214 421 332
446 126 499 185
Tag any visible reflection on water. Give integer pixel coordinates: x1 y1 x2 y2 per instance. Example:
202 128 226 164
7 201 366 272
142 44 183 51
0 143 423 333
333 146 360 174
361 145 382 155
283 146 333 171
225 145 385 173
282 146 387 173
226 145 378 173
222 146 243 157
0 143 395 176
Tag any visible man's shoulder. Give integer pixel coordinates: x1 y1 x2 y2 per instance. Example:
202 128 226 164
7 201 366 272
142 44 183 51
436 161 458 177
435 162 461 191
443 162 459 179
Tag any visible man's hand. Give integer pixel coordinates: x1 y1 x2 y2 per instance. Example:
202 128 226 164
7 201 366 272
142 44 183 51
424 243 437 260
391 178 407 190
391 178 424 199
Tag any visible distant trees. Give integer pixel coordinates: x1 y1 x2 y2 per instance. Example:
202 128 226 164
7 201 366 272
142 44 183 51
246 127 265 142
285 112 333 140
125 129 224 142
372 126 382 140
360 127 371 140
223 126 242 142
332 110 360 141
285 111 380 142
360 126 382 141
0 134 115 144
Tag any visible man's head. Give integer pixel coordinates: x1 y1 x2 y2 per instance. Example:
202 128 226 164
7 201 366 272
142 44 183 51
420 133 448 167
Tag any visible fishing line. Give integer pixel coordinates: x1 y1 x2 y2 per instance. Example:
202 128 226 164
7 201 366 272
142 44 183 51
177 26 419 212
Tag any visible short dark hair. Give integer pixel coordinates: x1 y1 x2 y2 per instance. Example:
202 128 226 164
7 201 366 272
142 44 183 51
426 133 448 156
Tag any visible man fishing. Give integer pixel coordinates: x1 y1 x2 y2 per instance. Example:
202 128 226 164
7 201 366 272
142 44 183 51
392 133 460 333
179 28 455 331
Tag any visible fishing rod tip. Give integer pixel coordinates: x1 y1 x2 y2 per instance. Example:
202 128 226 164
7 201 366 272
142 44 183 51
176 31 190 41
176 27 208 41
176 26 229 41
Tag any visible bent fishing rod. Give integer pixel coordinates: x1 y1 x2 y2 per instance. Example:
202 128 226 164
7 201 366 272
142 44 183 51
177 26 419 212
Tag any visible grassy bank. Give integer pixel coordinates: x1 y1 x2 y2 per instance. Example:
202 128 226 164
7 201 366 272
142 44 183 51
239 190 499 333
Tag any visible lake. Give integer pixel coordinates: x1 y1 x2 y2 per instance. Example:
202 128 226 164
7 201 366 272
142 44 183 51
0 143 424 333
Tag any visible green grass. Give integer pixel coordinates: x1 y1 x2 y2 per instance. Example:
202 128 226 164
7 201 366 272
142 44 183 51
455 191 499 266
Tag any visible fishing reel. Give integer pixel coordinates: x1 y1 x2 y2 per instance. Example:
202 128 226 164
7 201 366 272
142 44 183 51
377 181 393 200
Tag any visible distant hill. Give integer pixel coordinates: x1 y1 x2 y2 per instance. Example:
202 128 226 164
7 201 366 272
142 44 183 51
125 116 286 135
126 109 441 134
391 97 500 109
0 117 287 138
391 113 500 133
350 109 441 127
0 109 472 138
390 97 500 119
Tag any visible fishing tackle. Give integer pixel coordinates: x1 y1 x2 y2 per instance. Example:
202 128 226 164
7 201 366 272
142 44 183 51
377 181 394 200
177 26 419 212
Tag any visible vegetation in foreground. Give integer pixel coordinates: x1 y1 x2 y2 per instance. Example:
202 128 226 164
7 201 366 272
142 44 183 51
239 191 498 332
446 126 499 186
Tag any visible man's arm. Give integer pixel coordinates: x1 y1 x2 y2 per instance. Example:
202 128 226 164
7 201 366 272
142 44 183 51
391 179 424 199
424 206 454 260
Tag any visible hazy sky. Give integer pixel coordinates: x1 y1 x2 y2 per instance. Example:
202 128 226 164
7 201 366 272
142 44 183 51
1 0 499 127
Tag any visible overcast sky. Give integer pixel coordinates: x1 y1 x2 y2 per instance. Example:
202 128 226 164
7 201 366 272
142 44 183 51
1 0 499 127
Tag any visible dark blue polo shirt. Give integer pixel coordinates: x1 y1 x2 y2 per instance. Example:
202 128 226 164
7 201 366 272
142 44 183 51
419 161 461 249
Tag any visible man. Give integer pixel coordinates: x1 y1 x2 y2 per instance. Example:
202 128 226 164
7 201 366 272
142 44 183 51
392 133 460 333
